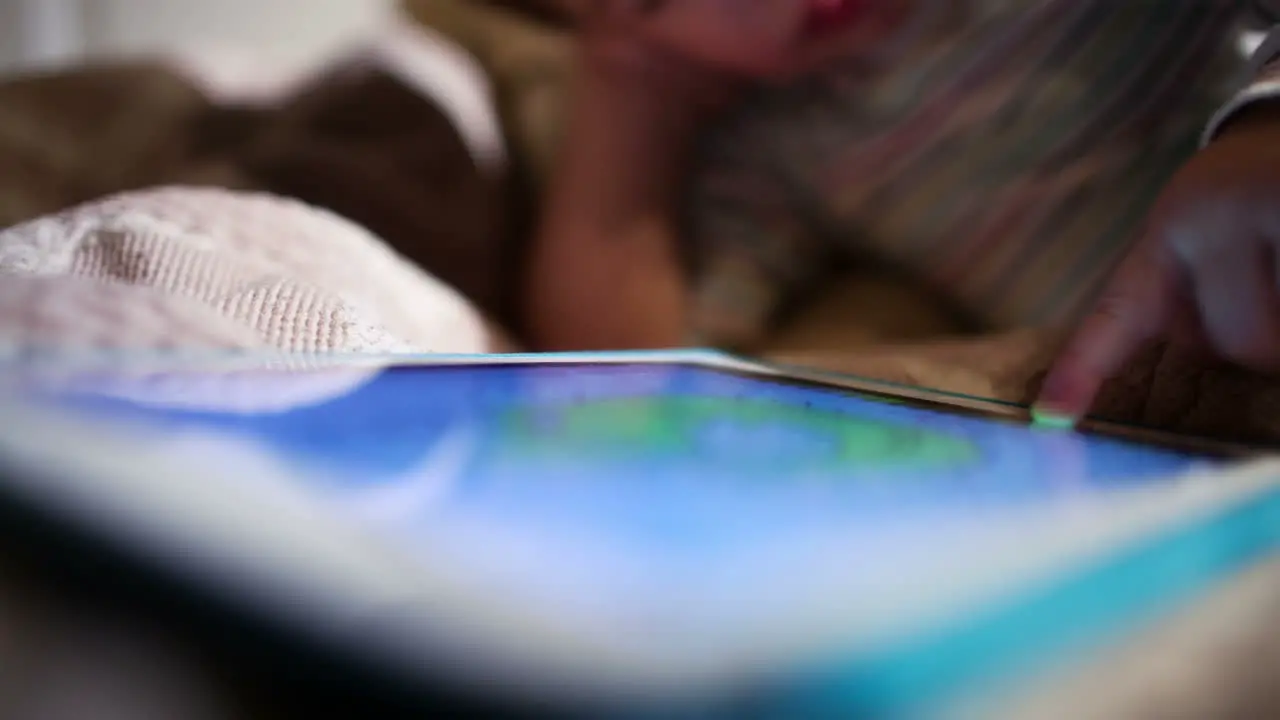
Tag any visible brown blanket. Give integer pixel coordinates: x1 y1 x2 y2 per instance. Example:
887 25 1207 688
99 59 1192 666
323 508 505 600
0 60 520 335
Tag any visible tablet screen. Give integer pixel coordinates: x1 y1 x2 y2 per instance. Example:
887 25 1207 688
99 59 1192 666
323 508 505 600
39 361 1213 537
8 359 1251 713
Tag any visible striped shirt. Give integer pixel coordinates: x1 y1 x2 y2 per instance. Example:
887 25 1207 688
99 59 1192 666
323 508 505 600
682 0 1268 347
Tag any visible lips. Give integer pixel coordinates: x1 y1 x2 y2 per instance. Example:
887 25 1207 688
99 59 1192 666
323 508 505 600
804 0 872 37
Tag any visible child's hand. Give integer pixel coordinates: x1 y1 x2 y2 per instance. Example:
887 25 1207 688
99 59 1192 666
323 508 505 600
1038 105 1280 421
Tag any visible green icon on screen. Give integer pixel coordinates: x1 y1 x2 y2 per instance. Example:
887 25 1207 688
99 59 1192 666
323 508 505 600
500 396 979 474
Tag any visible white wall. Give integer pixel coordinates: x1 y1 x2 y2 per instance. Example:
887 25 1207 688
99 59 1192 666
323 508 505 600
0 3 19 70
0 0 87 70
83 0 396 68
0 0 397 77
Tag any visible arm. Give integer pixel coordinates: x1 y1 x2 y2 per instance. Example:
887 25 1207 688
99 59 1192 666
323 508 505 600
525 42 727 351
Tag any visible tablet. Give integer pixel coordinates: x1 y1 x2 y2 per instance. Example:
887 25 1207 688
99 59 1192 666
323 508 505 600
0 349 1276 718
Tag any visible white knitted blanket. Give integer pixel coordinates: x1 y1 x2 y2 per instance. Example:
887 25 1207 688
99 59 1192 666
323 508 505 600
0 186 500 357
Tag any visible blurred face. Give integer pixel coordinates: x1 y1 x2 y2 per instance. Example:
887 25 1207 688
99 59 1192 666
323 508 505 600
569 0 914 78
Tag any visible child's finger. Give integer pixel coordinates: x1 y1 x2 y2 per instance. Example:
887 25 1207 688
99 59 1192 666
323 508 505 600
1034 242 1176 422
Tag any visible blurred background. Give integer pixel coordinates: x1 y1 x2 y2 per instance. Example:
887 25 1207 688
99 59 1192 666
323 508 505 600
0 3 1274 718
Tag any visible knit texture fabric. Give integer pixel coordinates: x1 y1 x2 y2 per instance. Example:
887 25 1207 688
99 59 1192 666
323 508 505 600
0 187 496 356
